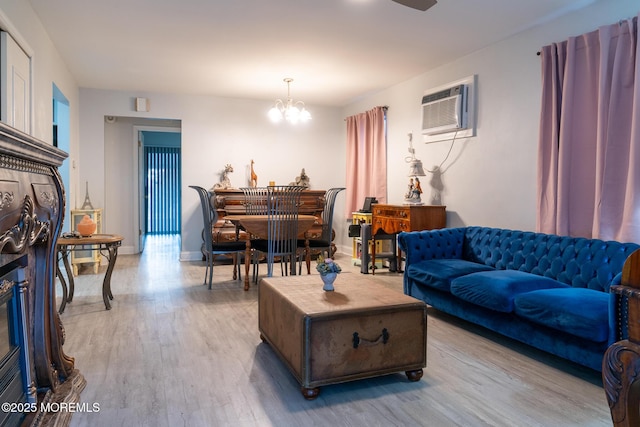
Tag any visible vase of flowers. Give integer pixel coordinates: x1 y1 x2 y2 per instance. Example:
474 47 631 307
316 255 341 292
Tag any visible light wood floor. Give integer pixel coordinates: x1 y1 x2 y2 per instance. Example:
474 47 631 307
59 235 612 427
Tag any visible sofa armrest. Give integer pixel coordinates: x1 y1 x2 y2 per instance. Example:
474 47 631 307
609 249 640 340
397 228 466 267
603 248 640 425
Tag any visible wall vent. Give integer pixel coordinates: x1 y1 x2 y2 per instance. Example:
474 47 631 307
421 84 468 135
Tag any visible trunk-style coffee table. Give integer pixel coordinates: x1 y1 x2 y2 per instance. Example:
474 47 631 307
258 273 427 399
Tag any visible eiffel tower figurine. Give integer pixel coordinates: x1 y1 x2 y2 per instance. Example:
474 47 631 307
81 181 94 209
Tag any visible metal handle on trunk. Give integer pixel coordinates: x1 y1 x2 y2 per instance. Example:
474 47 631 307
352 328 389 349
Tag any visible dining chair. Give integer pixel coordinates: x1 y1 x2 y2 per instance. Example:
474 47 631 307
190 185 247 289
239 186 269 277
241 186 269 215
250 185 304 283
298 187 345 274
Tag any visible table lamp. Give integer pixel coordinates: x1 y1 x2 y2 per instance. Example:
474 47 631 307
404 133 426 205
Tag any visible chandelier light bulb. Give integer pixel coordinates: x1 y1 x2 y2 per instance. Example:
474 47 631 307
268 106 283 122
300 108 311 122
286 105 300 123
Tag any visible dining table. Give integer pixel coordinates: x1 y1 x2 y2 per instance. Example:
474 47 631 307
223 214 317 290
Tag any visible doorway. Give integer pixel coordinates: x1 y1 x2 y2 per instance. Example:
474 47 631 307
103 117 181 255
141 131 182 235
132 122 182 254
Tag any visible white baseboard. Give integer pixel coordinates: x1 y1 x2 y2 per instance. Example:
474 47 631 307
119 245 136 255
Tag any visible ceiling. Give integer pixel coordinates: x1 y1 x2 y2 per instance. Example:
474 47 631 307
28 0 595 107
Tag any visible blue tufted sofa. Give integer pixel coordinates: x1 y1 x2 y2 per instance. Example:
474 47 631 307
397 226 640 371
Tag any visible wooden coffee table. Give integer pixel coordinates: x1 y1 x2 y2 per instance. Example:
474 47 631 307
258 273 427 399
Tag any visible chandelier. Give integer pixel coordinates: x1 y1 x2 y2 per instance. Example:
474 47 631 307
268 78 312 124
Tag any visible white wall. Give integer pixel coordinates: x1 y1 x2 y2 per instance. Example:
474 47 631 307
79 89 345 257
343 0 639 233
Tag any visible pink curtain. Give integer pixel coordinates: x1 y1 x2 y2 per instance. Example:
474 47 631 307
537 15 640 243
344 106 387 216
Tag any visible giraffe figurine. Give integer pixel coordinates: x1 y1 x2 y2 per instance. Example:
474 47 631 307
250 159 258 188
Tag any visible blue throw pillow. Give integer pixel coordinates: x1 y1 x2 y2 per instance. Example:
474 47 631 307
451 270 569 313
406 259 494 292
514 288 609 342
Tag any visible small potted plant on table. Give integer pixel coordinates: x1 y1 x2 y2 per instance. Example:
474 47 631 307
316 254 341 291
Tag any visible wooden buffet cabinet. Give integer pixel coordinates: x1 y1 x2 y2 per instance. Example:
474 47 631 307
371 204 446 272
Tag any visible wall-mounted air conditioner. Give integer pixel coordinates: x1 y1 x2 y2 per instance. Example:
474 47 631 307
421 84 468 136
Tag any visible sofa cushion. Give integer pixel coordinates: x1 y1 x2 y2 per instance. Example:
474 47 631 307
514 288 609 342
406 259 494 292
450 270 569 313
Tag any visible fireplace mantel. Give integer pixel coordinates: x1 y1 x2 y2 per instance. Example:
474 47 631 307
0 122 83 426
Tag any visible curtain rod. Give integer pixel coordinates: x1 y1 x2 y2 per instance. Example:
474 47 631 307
536 16 636 56
344 105 388 121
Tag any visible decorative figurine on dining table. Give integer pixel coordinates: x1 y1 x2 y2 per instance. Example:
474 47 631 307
213 164 235 190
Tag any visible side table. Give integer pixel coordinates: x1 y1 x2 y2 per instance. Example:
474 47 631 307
371 204 446 273
56 234 124 312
